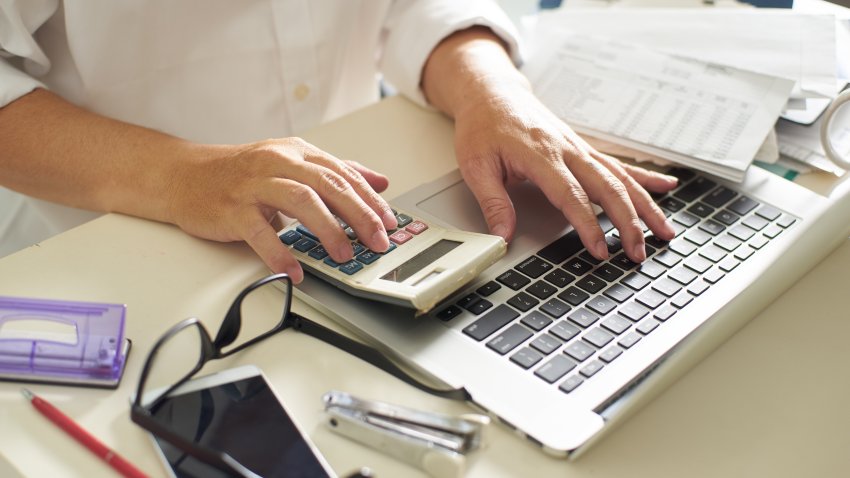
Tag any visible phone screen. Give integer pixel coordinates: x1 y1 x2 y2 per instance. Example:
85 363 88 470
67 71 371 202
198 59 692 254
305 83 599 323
150 373 332 478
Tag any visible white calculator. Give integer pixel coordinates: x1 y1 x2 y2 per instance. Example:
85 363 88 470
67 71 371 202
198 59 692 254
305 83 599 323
277 210 506 313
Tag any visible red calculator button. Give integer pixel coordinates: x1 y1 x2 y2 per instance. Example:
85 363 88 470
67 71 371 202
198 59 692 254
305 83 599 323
405 221 429 235
389 229 414 244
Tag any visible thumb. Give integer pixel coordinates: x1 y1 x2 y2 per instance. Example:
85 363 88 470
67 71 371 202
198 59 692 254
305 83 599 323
461 167 517 242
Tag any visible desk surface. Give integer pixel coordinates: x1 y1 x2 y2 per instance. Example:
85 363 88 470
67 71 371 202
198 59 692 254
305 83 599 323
1 96 848 478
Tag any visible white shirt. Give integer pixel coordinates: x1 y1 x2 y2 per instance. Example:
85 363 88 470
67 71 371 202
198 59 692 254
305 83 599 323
0 0 520 256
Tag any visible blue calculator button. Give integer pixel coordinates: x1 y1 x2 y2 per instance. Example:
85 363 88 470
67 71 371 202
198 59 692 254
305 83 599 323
279 230 301 245
339 260 364 275
351 242 366 256
356 251 381 265
324 257 342 268
381 243 397 254
308 246 329 260
293 238 318 252
295 224 320 242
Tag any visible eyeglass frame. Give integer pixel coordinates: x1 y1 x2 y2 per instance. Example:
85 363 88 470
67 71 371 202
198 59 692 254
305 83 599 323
130 272 469 477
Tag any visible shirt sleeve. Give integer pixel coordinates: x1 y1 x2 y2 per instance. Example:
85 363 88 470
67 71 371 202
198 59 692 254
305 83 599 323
0 0 59 107
380 0 523 108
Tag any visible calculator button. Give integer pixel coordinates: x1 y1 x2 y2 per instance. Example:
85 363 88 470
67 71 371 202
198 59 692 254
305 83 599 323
380 243 397 254
308 246 329 260
338 260 364 275
356 250 381 265
323 257 342 267
389 230 414 244
405 221 429 235
351 242 366 256
293 237 318 252
279 230 301 245
295 224 319 242
395 214 413 227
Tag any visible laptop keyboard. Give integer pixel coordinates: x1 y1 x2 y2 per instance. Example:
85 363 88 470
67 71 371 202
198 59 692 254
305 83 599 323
435 169 797 394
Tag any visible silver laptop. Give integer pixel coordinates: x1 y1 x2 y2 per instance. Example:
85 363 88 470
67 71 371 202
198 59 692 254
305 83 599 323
295 164 850 457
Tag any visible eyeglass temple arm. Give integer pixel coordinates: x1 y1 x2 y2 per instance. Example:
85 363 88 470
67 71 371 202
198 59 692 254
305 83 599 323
287 313 471 402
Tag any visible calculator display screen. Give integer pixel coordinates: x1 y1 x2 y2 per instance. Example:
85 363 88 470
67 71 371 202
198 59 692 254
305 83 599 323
381 239 461 283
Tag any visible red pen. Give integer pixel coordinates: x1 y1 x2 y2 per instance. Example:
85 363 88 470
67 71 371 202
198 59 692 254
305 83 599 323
21 388 148 478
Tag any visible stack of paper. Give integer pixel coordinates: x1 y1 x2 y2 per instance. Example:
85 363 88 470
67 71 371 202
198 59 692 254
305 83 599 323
520 8 839 181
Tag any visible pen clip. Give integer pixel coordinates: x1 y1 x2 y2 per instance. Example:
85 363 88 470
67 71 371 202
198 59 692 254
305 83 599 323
322 391 489 478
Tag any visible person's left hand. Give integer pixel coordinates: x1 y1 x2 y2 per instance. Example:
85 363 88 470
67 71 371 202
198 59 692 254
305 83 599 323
449 81 678 263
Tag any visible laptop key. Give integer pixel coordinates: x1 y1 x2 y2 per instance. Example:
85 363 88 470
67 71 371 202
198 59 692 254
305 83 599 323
530 333 563 355
558 375 584 393
462 304 519 341
671 292 693 309
535 355 577 383
673 210 700 227
684 255 712 274
564 257 594 276
467 300 493 315
684 228 712 246
521 310 553 331
592 264 624 282
687 280 710 296
587 296 617 316
712 210 740 226
510 347 543 369
515 256 554 279
568 308 600 328
687 202 715 219
599 346 624 363
487 324 534 355
658 196 686 212
728 196 760 216
674 176 716 202
543 268 575 288
637 289 667 309
476 281 501 297
558 286 590 306
579 360 605 378
564 341 596 362
668 266 698 285
653 250 682 268
618 301 650 321
636 318 661 335
549 320 581 342
603 283 634 303
729 224 756 241
654 305 677 321
699 244 727 263
508 292 539 312
703 186 737 208
527 281 557 300
703 268 726 284
622 272 651 291
777 214 796 228
496 270 531 290
637 261 666 279
601 315 631 335
755 205 781 221
734 246 755 261
652 277 682 297
584 327 615 348
538 230 583 264
539 298 571 318
618 331 642 349
698 220 726 236
436 305 462 321
575 275 607 294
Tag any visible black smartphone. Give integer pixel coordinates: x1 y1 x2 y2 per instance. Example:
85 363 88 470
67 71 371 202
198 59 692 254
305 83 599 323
142 365 335 478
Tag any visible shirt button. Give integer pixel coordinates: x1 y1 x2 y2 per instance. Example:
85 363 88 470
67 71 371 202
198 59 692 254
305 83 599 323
293 84 310 101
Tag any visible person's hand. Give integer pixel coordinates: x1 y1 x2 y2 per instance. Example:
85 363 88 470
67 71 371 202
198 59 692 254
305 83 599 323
167 138 397 282
451 86 678 262
421 27 678 263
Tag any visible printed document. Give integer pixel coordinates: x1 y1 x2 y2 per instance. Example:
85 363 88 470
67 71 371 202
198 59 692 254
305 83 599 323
522 34 795 181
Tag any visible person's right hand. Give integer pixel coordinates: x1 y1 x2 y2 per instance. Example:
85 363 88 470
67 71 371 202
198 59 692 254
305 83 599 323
167 138 398 283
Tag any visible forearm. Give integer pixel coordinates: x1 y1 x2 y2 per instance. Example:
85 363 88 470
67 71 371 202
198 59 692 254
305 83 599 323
0 88 216 222
421 26 528 119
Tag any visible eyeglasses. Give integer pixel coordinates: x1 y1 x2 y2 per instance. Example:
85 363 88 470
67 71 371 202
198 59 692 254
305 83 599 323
131 273 468 477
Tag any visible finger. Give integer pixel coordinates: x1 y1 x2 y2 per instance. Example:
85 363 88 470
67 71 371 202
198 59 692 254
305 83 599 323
594 153 677 242
458 158 517 241
345 160 390 194
242 213 305 283
562 147 646 262
256 178 356 263
519 154 609 260
285 159 391 254
618 161 679 193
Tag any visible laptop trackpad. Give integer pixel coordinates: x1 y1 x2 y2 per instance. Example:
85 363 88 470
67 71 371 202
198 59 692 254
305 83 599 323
414 178 567 241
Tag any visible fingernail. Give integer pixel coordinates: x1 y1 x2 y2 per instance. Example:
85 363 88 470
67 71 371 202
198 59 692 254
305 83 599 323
663 174 679 186
632 243 647 262
493 224 509 239
337 243 353 262
595 240 609 260
382 210 397 229
664 219 677 237
286 266 304 284
372 230 390 251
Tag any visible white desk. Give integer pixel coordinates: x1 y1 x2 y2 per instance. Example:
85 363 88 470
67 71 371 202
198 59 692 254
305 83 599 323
1 96 848 477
